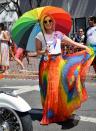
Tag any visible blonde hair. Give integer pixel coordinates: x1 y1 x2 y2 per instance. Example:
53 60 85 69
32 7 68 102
39 14 55 33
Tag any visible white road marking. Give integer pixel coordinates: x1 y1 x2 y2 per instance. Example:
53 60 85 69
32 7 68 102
0 85 40 94
80 116 96 123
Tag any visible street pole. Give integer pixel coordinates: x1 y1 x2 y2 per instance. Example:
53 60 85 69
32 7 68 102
67 0 70 12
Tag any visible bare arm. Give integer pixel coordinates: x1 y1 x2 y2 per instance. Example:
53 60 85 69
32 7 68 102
62 35 89 50
35 38 47 56
2 31 10 42
28 52 37 57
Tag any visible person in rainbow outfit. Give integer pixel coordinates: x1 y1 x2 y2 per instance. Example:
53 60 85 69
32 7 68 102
35 14 94 125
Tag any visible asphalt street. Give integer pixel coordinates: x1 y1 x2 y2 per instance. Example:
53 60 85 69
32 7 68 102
0 78 96 131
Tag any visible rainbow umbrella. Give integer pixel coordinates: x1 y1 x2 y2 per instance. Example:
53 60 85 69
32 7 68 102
11 6 72 51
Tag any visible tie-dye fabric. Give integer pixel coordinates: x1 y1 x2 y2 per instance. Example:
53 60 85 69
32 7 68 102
39 48 94 124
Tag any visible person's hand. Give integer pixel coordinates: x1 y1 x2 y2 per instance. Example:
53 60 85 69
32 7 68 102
45 49 48 55
80 42 83 45
85 46 91 53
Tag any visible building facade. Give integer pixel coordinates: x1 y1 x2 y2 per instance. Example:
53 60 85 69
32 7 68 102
20 0 96 34
0 0 96 33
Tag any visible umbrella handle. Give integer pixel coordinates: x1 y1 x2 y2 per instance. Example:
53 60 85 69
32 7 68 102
38 21 47 45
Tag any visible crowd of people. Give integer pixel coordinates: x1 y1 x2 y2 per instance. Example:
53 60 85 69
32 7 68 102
73 16 96 74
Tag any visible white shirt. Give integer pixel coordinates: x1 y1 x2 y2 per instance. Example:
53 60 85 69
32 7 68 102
87 26 96 45
35 31 64 54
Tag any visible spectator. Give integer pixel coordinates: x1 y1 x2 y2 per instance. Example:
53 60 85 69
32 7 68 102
73 28 85 43
0 23 10 74
73 28 85 52
13 47 30 70
14 47 25 69
86 16 96 74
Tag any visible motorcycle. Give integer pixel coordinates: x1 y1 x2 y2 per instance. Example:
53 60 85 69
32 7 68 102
0 90 33 131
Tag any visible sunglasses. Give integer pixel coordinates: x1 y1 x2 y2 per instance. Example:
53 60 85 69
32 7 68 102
43 19 53 24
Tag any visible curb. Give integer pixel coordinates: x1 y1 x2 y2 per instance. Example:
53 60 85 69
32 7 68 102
3 74 38 80
0 71 39 80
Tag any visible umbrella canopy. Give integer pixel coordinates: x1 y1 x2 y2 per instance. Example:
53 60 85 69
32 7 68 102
11 6 72 51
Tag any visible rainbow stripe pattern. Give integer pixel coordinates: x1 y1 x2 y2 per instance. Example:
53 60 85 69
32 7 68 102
11 6 72 51
39 48 94 124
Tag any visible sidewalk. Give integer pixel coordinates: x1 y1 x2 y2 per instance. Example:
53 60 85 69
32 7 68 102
1 57 96 81
4 70 39 80
3 57 40 80
86 66 96 82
